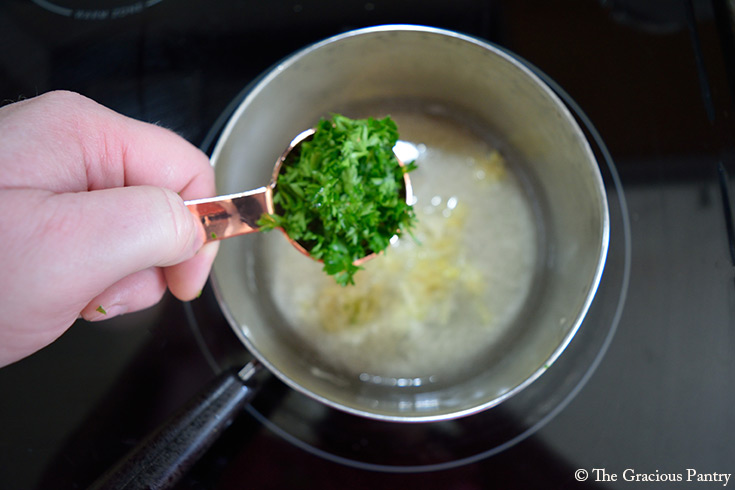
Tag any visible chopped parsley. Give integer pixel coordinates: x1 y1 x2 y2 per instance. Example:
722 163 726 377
96 305 107 315
257 114 417 286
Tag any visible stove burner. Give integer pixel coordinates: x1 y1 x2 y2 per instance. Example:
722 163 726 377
184 69 632 472
30 0 164 20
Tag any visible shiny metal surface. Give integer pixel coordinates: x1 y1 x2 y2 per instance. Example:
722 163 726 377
186 187 274 243
209 25 609 421
187 126 413 265
185 128 308 245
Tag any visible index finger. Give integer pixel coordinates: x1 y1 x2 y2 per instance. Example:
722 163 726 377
0 91 215 200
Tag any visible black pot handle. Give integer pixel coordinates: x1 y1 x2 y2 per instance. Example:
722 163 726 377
88 362 262 490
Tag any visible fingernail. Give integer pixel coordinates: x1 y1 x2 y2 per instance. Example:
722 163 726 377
198 240 220 260
193 241 219 298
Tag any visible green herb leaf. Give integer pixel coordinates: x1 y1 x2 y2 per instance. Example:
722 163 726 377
257 114 417 286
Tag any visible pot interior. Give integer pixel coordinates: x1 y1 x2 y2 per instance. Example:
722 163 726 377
210 25 609 421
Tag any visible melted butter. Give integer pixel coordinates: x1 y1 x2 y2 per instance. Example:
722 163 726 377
318 198 478 333
266 112 538 380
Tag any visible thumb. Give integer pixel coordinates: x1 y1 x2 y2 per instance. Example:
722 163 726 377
0 185 208 366
49 185 204 294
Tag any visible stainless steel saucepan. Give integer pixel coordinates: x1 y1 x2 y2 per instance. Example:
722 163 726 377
91 25 608 489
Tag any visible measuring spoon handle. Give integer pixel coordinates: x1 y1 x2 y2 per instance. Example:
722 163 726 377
185 187 274 244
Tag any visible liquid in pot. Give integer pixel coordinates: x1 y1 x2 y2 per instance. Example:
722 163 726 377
261 111 540 384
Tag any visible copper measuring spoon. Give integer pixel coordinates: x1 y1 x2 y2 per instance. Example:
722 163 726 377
185 129 416 264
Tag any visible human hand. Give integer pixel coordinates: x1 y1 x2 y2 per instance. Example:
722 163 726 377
0 91 218 367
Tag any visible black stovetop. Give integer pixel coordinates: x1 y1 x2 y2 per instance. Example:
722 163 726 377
2 1 735 488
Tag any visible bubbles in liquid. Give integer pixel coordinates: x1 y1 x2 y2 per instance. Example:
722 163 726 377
265 111 538 382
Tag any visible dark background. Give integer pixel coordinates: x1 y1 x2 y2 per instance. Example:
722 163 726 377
1 0 734 488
